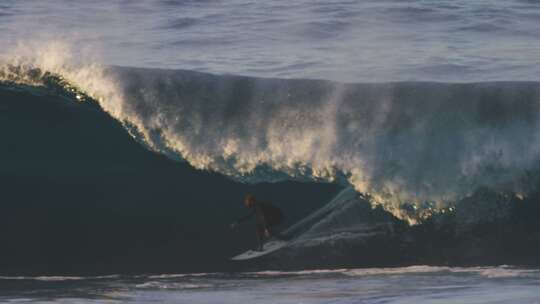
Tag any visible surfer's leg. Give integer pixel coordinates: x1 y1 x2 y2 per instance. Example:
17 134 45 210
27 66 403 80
266 213 288 241
256 224 265 251
268 225 289 241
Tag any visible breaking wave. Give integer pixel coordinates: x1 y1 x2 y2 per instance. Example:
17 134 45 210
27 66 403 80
3 41 540 223
249 265 539 279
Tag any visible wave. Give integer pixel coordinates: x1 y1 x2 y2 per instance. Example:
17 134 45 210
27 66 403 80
250 265 540 279
3 266 532 282
3 42 540 223
135 282 213 290
0 275 120 281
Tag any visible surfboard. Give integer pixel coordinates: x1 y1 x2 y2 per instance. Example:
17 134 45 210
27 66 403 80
231 240 288 261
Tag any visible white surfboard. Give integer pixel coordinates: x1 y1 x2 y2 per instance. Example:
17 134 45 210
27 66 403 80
231 240 288 261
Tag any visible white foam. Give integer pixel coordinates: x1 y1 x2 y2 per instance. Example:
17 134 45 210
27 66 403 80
135 281 213 289
147 273 214 279
245 265 540 279
0 275 120 281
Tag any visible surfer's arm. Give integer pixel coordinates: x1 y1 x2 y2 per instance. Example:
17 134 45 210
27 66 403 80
255 204 269 230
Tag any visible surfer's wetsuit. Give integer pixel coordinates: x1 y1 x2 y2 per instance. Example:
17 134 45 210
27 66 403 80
235 201 284 250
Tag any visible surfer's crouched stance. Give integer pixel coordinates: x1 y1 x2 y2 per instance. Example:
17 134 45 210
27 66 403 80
231 194 284 251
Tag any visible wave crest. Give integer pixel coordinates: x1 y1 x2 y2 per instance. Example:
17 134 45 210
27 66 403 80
3 41 540 223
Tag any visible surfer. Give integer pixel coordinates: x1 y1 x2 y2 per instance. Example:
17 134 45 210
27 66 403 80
231 194 284 251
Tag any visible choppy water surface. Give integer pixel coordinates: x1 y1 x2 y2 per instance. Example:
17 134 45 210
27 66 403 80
1 0 540 82
2 266 540 303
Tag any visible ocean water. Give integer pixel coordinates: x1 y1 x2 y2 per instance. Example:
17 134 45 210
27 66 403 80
2 266 540 304
2 1 540 303
1 0 540 82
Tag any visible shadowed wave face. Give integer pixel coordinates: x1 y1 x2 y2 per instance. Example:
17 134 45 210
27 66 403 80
0 78 342 275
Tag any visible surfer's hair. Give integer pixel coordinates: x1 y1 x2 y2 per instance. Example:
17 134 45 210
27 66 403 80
244 194 256 205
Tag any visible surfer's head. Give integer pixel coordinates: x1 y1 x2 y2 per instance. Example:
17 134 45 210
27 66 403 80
244 194 256 207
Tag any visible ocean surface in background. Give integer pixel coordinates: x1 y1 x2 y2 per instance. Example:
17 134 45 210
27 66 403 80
2 266 540 304
1 0 540 82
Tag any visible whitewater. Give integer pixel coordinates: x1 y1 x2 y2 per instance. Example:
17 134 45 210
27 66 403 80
2 0 540 303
